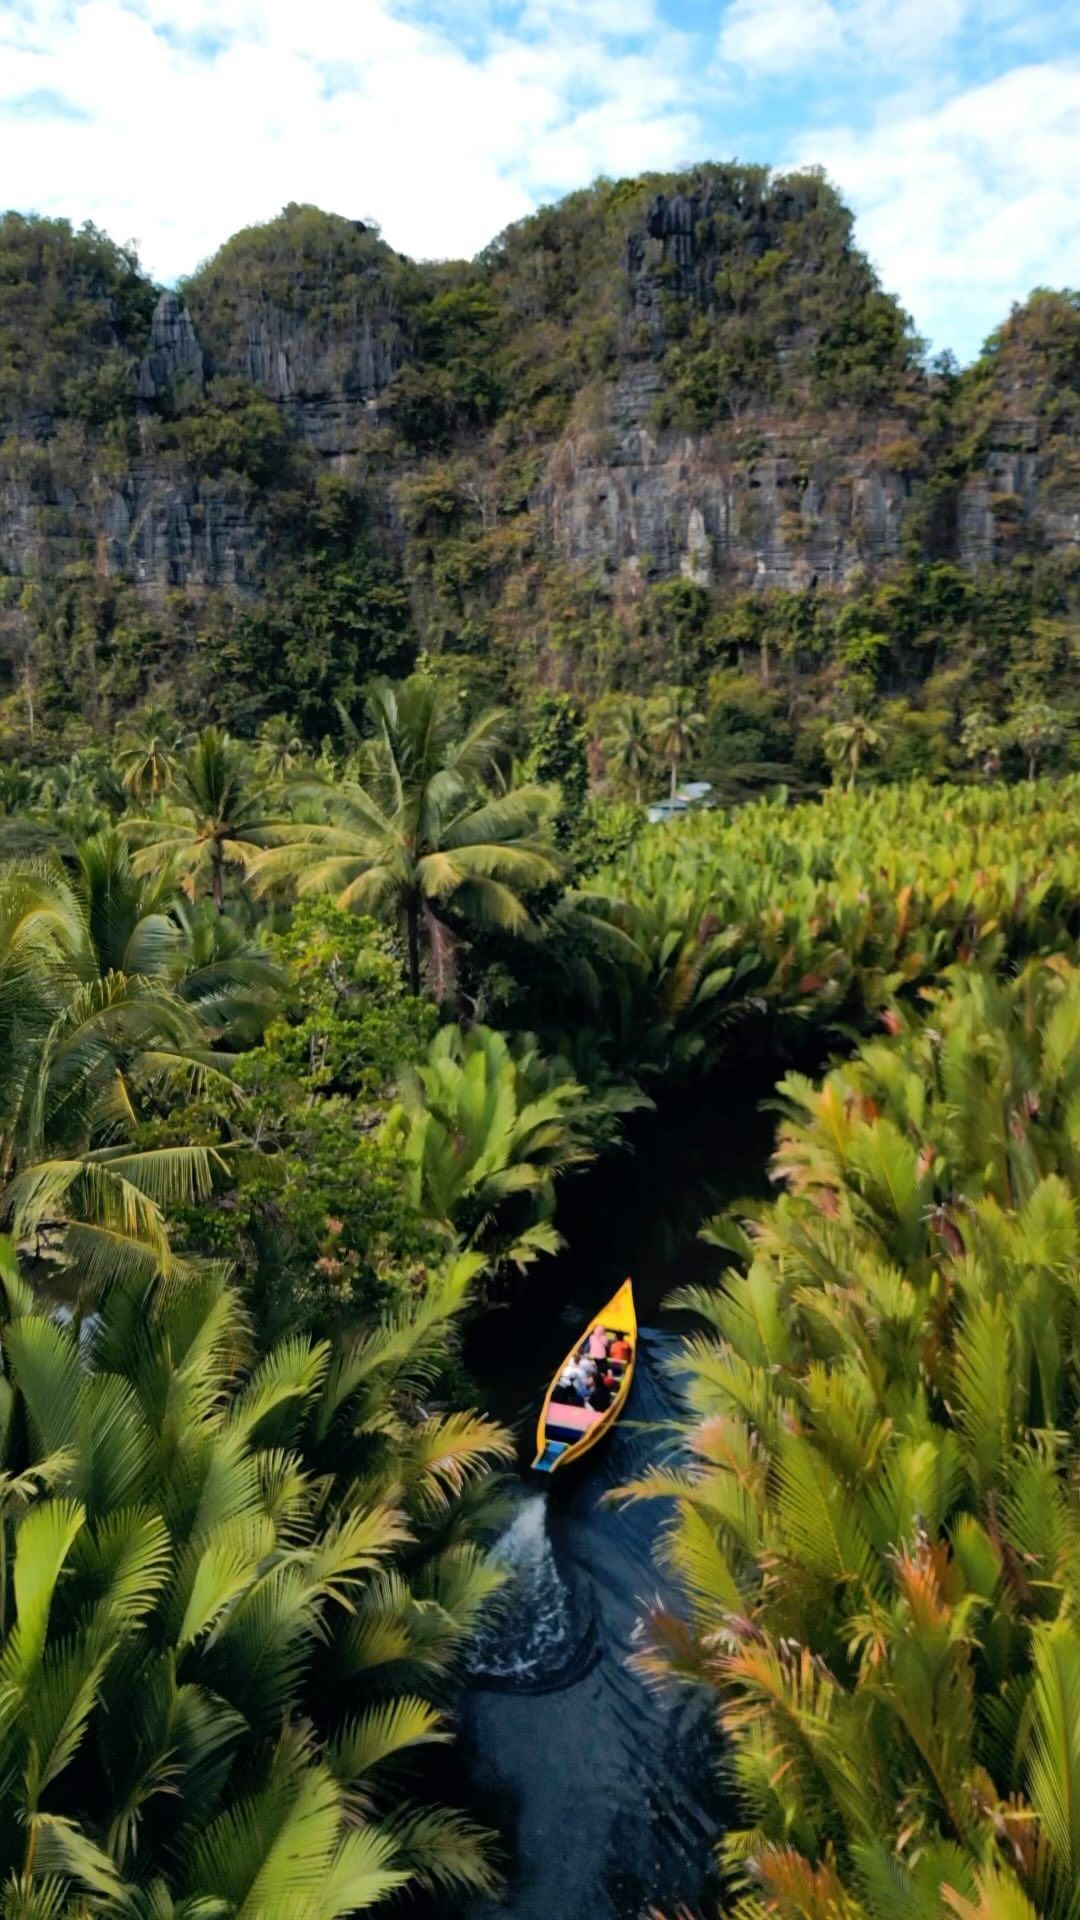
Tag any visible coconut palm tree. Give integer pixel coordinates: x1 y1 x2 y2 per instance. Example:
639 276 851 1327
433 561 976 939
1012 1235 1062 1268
1009 698 1065 781
0 858 232 1303
126 726 284 911
824 710 886 787
114 702 182 804
257 711 305 780
649 685 705 806
602 698 654 803
251 676 560 997
0 1237 511 1913
168 894 284 1039
75 829 281 1042
29 752 114 841
74 827 183 978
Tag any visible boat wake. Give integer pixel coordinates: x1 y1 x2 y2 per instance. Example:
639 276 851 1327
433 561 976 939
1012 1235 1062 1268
466 1493 598 1691
450 1087 773 1919
460 1335 721 1919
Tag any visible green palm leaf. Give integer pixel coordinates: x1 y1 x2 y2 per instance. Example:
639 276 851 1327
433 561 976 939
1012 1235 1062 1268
251 674 558 995
1028 1621 1080 1894
325 1697 449 1782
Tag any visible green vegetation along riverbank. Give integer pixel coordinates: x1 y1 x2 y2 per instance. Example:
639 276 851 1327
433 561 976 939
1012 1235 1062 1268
0 665 1076 1913
638 957 1080 1920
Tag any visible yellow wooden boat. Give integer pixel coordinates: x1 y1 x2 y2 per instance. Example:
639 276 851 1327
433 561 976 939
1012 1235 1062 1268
531 1279 637 1473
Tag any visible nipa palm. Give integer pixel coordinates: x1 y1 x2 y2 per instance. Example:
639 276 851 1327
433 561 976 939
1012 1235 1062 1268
626 960 1080 1919
385 1023 598 1271
0 1242 512 1916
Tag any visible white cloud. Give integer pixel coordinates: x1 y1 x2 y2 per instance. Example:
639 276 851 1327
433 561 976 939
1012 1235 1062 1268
0 0 701 278
519 0 664 33
720 0 977 75
2 0 1076 362
794 61 1080 358
716 0 1080 355
720 0 844 73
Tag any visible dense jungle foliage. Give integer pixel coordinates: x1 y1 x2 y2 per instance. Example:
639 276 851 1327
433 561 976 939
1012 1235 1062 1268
0 660 1073 1910
0 213 156 420
638 958 1080 1920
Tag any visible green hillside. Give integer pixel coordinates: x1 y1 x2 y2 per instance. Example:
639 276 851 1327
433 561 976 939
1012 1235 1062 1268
0 174 1078 791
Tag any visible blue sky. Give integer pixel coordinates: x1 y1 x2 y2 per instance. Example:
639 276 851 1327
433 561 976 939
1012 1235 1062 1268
2 0 1078 362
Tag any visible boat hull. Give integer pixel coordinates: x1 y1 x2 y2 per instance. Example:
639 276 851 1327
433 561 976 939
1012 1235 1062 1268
532 1279 637 1473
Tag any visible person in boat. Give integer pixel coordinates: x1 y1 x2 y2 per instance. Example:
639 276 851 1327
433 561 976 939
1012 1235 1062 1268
588 1368 616 1413
553 1358 593 1405
587 1325 609 1363
551 1368 579 1404
608 1332 632 1366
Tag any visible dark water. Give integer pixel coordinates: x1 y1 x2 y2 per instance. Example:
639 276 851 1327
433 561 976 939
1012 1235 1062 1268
456 1082 776 1920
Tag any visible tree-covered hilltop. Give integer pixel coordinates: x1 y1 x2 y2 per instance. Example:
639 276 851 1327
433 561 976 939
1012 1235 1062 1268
0 174 1078 786
949 288 1080 529
181 203 414 355
0 213 157 421
379 163 924 451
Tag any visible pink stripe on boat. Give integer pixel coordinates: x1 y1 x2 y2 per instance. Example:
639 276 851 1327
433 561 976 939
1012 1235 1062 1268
545 1402 601 1431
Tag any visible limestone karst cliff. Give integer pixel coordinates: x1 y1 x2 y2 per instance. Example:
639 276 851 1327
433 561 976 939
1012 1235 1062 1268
0 171 1077 747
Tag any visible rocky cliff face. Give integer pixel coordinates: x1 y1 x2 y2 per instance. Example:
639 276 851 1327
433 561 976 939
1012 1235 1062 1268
103 463 265 592
0 207 414 603
181 209 409 459
185 281 403 458
0 184 1077 618
1 279 262 598
961 445 1080 573
544 370 915 593
539 180 1075 592
0 413 264 600
547 418 914 591
530 186 907 591
952 292 1080 570
135 292 205 401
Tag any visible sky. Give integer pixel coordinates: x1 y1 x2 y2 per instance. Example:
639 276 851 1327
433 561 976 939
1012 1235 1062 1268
2 0 1078 363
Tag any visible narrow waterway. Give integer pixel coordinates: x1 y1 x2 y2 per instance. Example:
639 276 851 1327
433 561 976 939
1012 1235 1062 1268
457 1080 776 1920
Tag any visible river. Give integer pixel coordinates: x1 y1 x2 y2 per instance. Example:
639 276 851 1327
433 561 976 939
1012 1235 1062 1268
455 1081 775 1920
